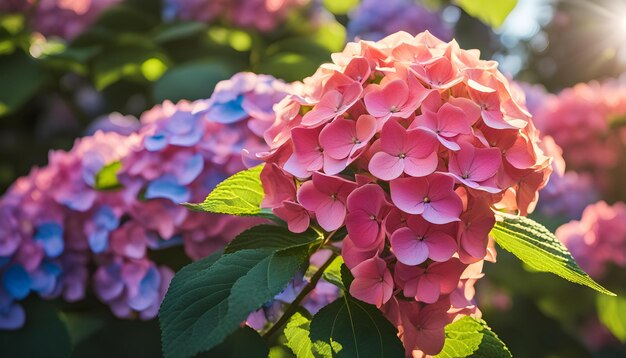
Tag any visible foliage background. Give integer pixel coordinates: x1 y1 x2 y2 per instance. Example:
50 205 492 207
1 0 626 357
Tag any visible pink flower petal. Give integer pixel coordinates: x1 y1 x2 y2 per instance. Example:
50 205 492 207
369 151 405 180
416 274 440 303
390 227 429 266
425 231 457 262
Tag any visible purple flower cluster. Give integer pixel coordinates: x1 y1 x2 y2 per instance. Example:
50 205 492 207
163 0 310 32
0 72 292 329
346 0 454 42
0 0 122 40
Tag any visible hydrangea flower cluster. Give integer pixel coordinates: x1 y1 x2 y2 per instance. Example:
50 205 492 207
0 0 122 40
0 72 291 329
556 201 626 279
533 81 626 195
347 0 453 42
258 31 552 356
163 0 310 32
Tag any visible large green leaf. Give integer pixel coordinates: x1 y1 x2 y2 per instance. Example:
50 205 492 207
455 0 517 29
225 224 321 254
309 295 404 357
284 312 315 358
92 45 168 90
159 246 309 358
436 317 511 358
490 215 614 296
0 51 46 116
597 295 626 342
185 164 268 217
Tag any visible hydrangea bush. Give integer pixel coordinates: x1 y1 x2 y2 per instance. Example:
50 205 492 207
0 72 291 329
159 31 613 358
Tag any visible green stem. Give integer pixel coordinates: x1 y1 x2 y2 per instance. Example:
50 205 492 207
263 251 338 339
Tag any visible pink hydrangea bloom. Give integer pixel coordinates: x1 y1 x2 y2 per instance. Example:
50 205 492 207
258 31 552 356
532 81 626 195
0 72 292 329
556 201 626 278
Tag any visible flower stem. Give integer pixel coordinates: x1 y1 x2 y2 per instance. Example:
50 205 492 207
263 251 338 339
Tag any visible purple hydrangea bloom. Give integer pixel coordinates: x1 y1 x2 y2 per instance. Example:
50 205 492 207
536 171 598 220
0 72 293 328
163 0 311 32
1 0 122 40
346 0 453 42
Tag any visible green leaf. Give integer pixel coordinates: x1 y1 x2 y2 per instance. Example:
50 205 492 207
323 0 359 15
225 224 321 254
153 60 237 103
597 295 626 342
435 317 511 358
92 45 169 90
309 295 404 358
0 300 71 358
0 51 46 116
455 0 517 29
284 312 315 358
490 214 615 296
152 22 207 44
321 258 354 292
159 246 309 358
321 256 345 289
201 327 269 358
90 5 157 34
94 161 122 190
184 164 267 217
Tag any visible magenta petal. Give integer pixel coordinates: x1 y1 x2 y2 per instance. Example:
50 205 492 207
323 155 349 175
469 147 502 182
390 227 429 266
274 201 310 233
436 135 461 151
297 181 327 211
355 114 377 142
416 275 440 303
315 199 346 231
319 118 356 160
403 152 438 177
342 235 378 269
422 200 462 224
284 153 312 178
346 211 381 249
379 119 407 155
431 259 466 294
438 103 471 136
350 256 393 307
425 232 457 262
390 177 428 215
369 151 404 180
350 278 384 306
